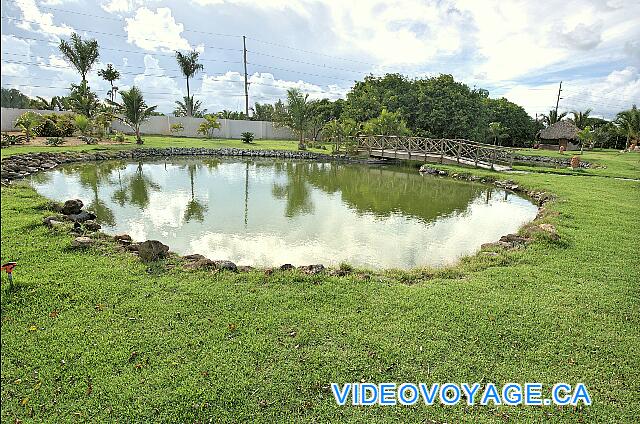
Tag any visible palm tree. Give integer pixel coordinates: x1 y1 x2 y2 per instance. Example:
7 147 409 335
615 105 640 148
33 96 64 110
273 88 312 149
109 86 157 144
488 122 509 146
175 50 203 116
58 33 99 82
174 95 207 117
68 81 100 118
541 109 567 126
570 109 592 129
98 64 120 102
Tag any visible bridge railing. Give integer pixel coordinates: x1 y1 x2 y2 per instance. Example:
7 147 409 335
348 135 515 168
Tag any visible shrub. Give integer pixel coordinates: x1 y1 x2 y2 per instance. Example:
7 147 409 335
14 111 42 142
241 132 254 143
113 132 125 143
170 123 184 134
45 137 65 146
34 113 76 137
74 114 91 136
79 136 98 145
1 132 27 147
197 114 221 138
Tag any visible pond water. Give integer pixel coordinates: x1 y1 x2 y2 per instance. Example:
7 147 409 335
30 158 538 269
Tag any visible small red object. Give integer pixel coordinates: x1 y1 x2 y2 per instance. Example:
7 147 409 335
1 262 17 282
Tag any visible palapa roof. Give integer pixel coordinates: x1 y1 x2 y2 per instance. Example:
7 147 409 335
538 120 579 140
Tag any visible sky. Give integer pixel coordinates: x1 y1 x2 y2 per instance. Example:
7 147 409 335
1 0 639 119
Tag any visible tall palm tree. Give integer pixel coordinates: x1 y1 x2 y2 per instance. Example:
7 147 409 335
174 95 207 117
58 33 99 82
109 86 157 144
615 105 640 148
274 88 312 149
570 108 592 129
175 50 204 116
541 109 567 126
98 64 120 102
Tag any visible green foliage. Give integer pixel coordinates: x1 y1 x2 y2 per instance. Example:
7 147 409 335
33 113 76 137
170 123 185 134
577 126 595 150
483 97 535 147
14 111 42 142
1 87 33 108
174 96 206 118
110 86 157 144
252 102 275 121
487 121 509 146
1 132 27 147
74 114 91 135
58 32 99 82
44 136 65 146
273 88 313 148
114 132 126 143
79 136 99 145
217 110 248 120
197 114 221 138
362 109 411 136
68 80 100 118
541 109 568 126
31 95 65 111
570 109 592 130
241 132 254 143
615 104 640 146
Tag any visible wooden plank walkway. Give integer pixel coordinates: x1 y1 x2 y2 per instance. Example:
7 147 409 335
345 135 515 171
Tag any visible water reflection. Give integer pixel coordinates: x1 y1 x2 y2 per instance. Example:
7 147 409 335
30 158 538 269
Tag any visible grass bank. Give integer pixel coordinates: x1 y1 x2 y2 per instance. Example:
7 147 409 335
0 135 328 159
1 148 639 422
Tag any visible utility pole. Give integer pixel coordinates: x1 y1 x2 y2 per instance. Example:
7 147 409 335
554 81 563 117
243 35 249 117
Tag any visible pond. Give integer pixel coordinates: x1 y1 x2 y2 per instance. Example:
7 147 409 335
30 158 538 269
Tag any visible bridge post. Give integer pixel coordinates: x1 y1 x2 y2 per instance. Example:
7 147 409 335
474 145 479 167
439 139 444 164
394 137 398 159
491 148 496 170
456 140 461 164
509 149 514 168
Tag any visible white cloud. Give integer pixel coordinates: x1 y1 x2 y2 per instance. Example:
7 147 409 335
13 0 74 40
124 7 191 52
131 54 183 111
501 67 640 119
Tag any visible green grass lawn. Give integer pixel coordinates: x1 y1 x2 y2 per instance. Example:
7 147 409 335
0 135 329 159
1 146 639 422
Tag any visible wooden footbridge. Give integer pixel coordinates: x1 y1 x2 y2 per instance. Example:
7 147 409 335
346 135 515 171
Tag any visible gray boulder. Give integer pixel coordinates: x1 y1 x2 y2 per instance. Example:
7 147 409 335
138 240 170 262
62 199 83 215
66 211 97 223
71 236 93 248
214 260 237 272
298 264 325 275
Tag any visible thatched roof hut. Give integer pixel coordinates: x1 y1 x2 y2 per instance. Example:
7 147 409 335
537 121 579 150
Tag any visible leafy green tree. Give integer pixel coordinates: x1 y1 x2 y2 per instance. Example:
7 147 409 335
323 118 359 152
216 110 247 120
483 97 535 146
362 109 411 136
570 109 592 129
14 111 42 142
307 98 341 141
615 104 640 148
487 122 509 146
174 96 206 117
98 64 120 101
58 33 99 82
197 114 221 138
252 102 274 121
343 73 417 128
1 88 32 108
109 86 157 144
67 81 100 118
414 74 485 139
175 50 203 116
74 114 91 136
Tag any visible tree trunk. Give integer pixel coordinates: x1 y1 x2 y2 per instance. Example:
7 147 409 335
135 127 143 144
186 77 191 117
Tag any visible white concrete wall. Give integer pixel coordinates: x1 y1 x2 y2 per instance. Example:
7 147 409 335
110 115 295 140
2 107 295 140
1 107 74 131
